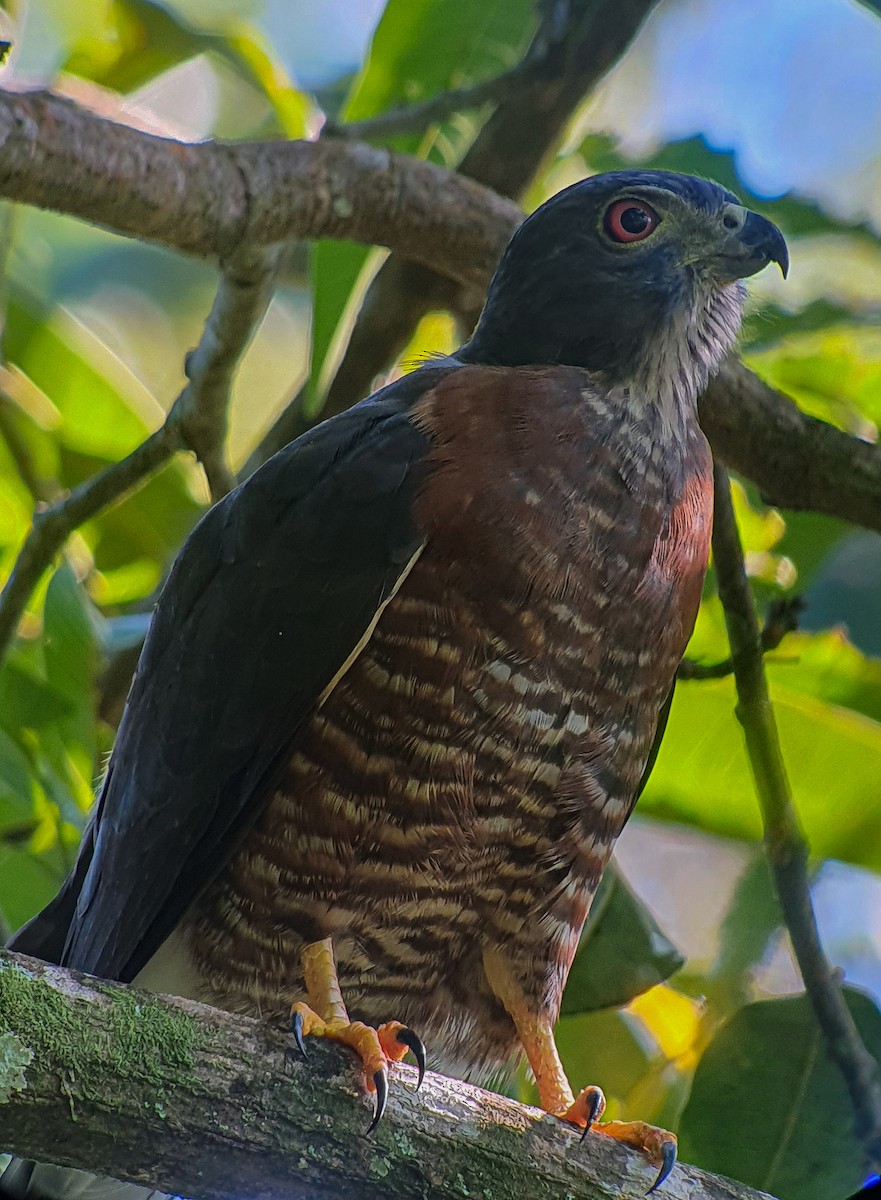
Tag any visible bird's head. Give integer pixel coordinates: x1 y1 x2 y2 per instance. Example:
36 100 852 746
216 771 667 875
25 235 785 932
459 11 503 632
461 169 787 411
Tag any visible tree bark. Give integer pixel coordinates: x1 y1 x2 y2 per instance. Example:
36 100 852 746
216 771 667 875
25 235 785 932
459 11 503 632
0 951 775 1200
1 86 879 538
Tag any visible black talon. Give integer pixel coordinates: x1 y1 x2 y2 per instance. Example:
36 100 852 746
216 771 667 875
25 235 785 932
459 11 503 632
579 1086 605 1142
396 1027 427 1090
289 1009 308 1060
365 1067 388 1136
646 1141 677 1195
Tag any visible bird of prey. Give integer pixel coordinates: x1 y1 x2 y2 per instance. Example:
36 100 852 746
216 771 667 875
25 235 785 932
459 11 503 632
3 170 787 1198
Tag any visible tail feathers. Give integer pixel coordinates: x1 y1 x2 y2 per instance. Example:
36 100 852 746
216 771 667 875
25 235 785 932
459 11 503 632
0 1160 170 1200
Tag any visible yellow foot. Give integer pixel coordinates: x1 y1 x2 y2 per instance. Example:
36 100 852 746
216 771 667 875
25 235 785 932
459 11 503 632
561 1086 677 1195
290 1003 426 1133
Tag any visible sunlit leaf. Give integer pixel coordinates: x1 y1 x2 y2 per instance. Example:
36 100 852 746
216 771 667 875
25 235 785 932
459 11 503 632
680 988 881 1200
627 984 701 1066
4 293 157 461
765 630 881 725
307 241 378 408
642 678 881 873
748 325 881 435
562 864 684 1015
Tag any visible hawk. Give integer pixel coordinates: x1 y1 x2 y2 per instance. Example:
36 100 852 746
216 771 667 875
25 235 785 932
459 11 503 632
3 170 786 1197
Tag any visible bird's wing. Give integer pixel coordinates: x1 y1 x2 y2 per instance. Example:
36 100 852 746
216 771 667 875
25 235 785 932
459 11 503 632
10 367 449 982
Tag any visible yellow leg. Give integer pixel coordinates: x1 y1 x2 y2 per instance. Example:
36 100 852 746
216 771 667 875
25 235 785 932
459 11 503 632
483 947 677 1193
290 937 426 1132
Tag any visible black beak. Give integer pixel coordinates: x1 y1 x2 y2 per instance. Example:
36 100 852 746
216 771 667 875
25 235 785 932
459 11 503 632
713 207 789 281
738 210 789 278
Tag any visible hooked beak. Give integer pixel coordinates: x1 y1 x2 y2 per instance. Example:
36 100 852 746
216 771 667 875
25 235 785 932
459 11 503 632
710 204 789 281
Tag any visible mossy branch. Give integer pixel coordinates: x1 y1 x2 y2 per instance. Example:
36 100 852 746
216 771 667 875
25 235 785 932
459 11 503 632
0 950 775 1200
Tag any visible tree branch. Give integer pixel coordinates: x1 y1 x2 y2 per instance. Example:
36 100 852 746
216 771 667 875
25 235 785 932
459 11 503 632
0 88 519 286
711 463 881 1173
3 80 881 675
176 245 281 501
677 598 802 681
271 0 663 453
700 358 881 534
0 246 279 670
0 950 776 1200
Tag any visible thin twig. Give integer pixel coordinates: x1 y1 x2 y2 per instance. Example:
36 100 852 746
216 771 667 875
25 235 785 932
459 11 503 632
325 63 531 142
677 597 803 681
711 462 881 1170
0 249 281 670
176 245 282 500
0 428 179 668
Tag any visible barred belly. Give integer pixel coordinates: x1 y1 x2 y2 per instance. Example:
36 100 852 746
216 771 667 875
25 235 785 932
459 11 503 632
186 371 711 1075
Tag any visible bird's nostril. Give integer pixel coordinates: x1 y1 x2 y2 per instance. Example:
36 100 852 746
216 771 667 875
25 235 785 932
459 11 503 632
723 213 740 230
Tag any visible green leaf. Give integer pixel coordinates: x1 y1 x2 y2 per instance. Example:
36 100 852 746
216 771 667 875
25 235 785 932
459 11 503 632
43 563 102 706
748 325 881 434
0 661 74 734
641 677 881 873
765 631 881 726
345 0 536 147
42 563 103 800
305 0 536 416
307 241 375 408
0 845 67 933
3 292 154 461
679 988 881 1199
561 863 684 1015
552 1008 652 1110
0 728 37 833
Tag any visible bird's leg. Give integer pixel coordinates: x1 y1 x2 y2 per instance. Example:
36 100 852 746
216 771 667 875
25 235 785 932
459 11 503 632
290 936 425 1132
483 947 676 1194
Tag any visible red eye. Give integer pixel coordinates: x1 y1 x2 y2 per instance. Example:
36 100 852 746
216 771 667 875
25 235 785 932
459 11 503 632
604 199 659 243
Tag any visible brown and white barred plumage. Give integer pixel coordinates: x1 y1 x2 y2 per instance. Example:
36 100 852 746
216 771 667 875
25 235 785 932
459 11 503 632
182 362 713 1077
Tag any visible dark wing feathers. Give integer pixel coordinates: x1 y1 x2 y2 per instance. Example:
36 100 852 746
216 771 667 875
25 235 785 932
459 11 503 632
11 366 451 982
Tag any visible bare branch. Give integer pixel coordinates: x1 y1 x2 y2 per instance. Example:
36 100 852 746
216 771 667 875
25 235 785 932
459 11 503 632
247 0 663 467
177 245 281 500
0 88 519 286
700 358 881 535
325 63 531 142
0 950 777 1200
711 464 881 1173
0 427 179 667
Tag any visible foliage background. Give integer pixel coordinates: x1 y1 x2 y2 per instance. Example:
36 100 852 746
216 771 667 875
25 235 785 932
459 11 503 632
1 2 880 1198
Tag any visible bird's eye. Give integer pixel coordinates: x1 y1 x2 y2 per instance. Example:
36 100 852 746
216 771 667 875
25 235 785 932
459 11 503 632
604 199 659 244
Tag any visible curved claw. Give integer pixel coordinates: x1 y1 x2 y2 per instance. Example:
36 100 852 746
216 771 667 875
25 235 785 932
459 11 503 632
290 1008 308 1060
579 1087 605 1142
396 1027 426 1090
365 1067 388 1136
646 1140 676 1195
